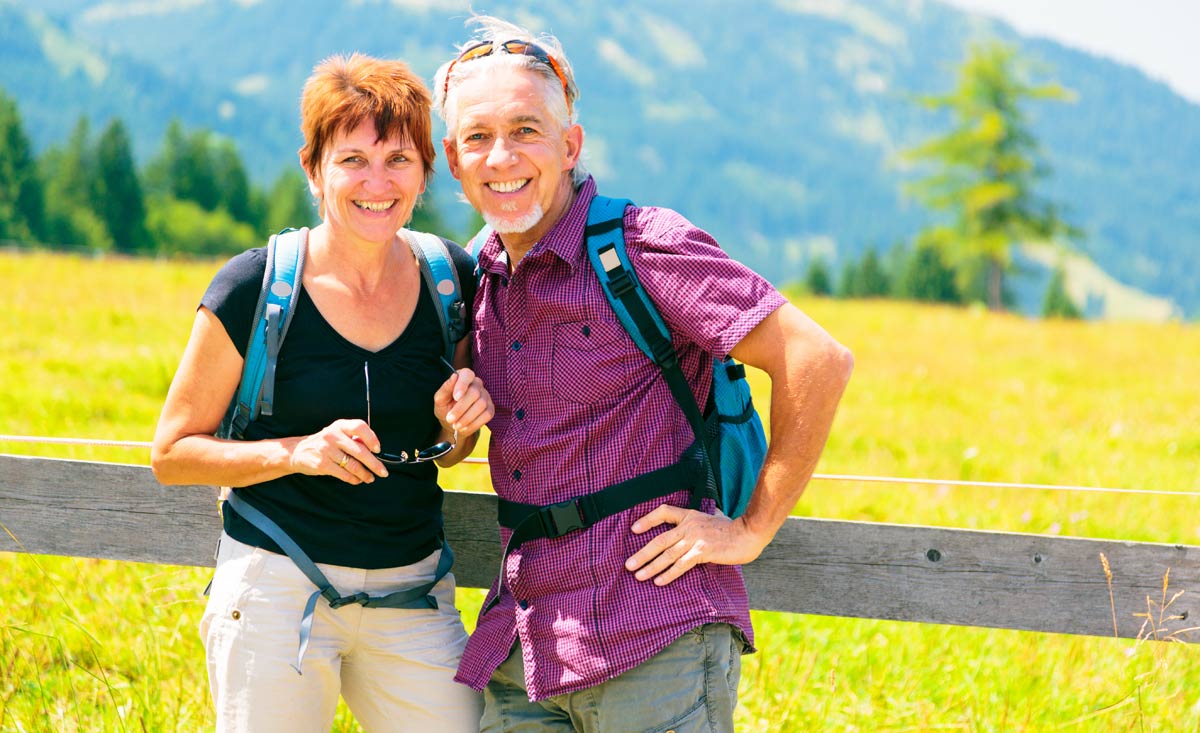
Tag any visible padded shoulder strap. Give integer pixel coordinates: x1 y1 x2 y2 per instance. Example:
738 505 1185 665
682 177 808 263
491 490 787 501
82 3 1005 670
467 224 493 255
584 196 714 507
405 230 467 364
584 196 673 365
223 228 307 439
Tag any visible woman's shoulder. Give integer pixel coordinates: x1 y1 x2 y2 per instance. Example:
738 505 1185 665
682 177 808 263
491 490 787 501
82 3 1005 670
408 230 476 283
212 246 268 290
201 247 269 353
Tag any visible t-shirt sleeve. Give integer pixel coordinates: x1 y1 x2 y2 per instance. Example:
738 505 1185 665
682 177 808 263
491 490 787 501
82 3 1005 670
200 247 267 358
623 207 787 358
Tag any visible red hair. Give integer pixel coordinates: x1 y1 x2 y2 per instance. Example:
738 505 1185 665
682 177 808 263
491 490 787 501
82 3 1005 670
298 53 435 182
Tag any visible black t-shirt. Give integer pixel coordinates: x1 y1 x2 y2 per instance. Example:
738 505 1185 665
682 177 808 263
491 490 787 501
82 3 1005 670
202 237 476 568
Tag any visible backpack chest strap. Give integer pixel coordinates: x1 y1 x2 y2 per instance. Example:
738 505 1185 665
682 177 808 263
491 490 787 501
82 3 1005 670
480 457 703 615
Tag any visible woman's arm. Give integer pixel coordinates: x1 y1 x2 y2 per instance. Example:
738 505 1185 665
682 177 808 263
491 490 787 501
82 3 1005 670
151 307 386 487
433 337 494 467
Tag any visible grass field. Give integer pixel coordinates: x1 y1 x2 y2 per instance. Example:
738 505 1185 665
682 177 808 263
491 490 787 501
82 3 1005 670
2 249 1199 731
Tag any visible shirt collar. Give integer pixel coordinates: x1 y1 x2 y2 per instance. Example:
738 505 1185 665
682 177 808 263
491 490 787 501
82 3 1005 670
475 176 598 276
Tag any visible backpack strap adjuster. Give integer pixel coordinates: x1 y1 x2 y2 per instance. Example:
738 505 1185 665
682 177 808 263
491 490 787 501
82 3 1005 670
328 591 370 610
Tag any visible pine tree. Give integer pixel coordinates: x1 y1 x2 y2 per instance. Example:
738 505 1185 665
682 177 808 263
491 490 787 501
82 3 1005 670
212 138 256 227
95 119 151 252
40 117 112 250
0 89 43 242
897 241 961 303
803 257 833 296
145 119 220 211
904 42 1077 310
857 247 891 297
1041 265 1082 319
838 258 860 299
263 168 317 234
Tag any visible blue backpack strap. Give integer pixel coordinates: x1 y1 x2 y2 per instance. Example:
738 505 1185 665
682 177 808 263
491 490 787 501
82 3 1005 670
225 492 453 674
584 196 716 509
467 223 493 255
220 228 307 440
405 230 467 364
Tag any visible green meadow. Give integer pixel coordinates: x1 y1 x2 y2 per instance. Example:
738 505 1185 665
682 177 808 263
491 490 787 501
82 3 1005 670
2 250 1198 731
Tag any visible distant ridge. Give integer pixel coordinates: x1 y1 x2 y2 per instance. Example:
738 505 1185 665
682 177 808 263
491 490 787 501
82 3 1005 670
4 0 1199 317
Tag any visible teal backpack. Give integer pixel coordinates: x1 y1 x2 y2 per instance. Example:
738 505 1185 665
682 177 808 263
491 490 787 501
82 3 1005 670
218 227 468 441
473 196 767 518
583 196 767 518
476 196 768 613
217 226 468 674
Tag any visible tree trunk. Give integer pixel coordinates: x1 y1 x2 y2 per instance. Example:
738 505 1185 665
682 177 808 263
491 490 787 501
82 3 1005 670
987 258 1003 311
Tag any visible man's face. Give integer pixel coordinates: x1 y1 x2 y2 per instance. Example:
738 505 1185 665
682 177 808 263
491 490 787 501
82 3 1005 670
444 67 582 249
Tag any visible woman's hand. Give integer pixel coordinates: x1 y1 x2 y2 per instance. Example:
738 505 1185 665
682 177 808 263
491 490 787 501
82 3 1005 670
291 418 389 484
434 368 494 437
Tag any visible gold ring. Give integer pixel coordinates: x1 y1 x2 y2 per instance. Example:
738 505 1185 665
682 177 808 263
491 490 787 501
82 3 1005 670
337 453 349 468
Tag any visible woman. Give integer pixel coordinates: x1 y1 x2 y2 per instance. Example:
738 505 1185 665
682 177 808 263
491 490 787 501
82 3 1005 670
151 54 489 732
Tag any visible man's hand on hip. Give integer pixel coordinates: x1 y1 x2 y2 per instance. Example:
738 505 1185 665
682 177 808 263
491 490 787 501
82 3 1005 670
624 505 771 586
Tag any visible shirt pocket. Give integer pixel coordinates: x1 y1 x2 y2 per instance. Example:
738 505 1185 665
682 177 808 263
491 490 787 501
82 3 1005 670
550 319 630 405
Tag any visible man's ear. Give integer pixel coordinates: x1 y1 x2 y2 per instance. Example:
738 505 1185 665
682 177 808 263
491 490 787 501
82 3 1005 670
563 124 584 171
444 137 461 180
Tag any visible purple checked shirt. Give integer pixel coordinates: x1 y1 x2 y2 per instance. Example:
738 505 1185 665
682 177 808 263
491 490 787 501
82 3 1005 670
455 177 787 701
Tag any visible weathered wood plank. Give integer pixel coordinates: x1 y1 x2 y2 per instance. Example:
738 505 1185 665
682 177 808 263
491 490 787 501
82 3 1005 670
2 455 1196 642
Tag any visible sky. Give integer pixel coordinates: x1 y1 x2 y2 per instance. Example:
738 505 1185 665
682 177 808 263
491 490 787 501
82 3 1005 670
941 0 1200 105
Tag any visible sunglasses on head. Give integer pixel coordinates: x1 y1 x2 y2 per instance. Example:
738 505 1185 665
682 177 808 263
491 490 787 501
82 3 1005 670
443 39 572 113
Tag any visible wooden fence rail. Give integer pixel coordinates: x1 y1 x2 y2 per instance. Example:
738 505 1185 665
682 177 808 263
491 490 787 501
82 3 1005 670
1 454 1196 642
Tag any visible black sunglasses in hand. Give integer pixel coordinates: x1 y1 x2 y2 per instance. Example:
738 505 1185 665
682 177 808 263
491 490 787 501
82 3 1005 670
364 359 458 465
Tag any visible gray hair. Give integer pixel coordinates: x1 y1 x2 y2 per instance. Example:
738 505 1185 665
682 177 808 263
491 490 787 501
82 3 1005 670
434 15 588 184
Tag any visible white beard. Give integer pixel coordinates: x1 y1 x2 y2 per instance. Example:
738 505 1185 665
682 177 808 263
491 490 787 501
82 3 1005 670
484 204 545 235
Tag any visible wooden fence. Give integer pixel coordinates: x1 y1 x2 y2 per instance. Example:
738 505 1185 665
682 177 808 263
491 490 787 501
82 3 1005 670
1 454 1196 642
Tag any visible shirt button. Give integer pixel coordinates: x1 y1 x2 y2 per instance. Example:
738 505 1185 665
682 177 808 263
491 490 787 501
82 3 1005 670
515 408 525 420
511 341 521 351
231 609 241 620
581 325 591 337
512 469 522 480
501 277 509 287
518 599 530 610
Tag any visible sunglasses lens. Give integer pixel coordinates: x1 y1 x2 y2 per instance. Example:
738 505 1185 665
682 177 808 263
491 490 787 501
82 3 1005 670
500 41 538 59
458 41 495 62
375 451 409 465
417 441 454 461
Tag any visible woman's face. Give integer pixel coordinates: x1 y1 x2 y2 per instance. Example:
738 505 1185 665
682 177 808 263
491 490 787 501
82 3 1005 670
309 118 427 247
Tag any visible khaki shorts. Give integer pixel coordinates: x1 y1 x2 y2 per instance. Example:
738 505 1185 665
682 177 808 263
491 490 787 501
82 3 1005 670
482 623 743 733
202 533 482 733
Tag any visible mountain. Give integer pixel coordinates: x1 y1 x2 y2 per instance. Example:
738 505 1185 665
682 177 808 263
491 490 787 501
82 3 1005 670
4 0 1199 317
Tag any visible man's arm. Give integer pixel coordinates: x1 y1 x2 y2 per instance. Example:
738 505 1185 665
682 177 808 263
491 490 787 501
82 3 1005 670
624 302 853 585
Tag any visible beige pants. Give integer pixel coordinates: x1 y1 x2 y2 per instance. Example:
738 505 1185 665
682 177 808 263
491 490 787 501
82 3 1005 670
201 533 482 733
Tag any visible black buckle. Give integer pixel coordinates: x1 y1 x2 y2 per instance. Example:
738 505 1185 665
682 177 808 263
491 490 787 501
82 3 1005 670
650 338 677 370
328 591 370 609
607 269 636 298
540 499 586 538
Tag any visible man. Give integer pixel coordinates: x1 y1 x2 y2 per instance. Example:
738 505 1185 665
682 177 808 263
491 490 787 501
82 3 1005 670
434 15 853 731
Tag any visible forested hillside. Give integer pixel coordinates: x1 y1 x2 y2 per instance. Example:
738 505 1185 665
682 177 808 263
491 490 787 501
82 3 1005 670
3 0 1199 316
